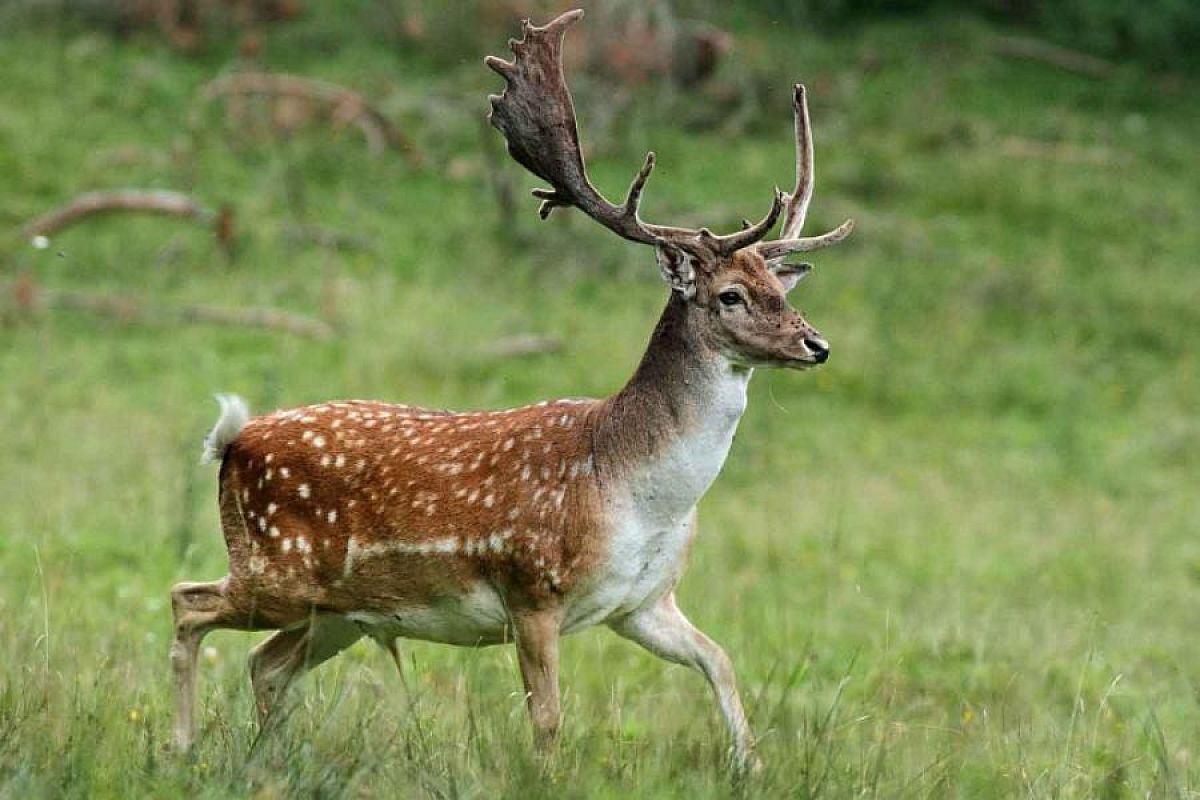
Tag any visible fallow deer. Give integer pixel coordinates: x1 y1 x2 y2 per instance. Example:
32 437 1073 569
171 8 853 772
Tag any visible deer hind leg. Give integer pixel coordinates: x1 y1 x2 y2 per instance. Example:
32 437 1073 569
170 578 245 753
511 609 562 751
365 632 409 688
609 592 761 775
248 615 362 727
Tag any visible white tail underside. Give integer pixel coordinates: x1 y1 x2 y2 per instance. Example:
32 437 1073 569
201 393 251 464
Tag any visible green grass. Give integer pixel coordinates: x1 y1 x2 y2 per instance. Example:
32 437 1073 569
1 4 1199 797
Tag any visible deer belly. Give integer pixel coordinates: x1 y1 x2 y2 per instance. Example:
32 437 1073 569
346 584 509 647
562 511 695 634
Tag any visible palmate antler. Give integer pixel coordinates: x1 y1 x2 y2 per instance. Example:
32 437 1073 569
486 9 850 261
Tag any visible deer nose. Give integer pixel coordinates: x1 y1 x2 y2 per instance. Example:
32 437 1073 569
804 337 829 363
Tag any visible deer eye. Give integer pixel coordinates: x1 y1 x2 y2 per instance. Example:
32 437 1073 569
718 290 743 307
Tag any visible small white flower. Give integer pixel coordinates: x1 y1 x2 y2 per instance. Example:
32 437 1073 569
203 646 219 662
31 235 49 250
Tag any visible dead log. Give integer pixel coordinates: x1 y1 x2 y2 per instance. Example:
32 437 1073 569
20 190 215 239
7 280 333 339
199 71 422 164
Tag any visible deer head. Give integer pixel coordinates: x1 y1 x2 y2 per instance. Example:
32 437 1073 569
486 9 853 370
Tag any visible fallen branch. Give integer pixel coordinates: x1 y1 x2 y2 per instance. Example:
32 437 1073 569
991 35 1116 80
200 72 422 164
21 190 214 239
7 280 334 340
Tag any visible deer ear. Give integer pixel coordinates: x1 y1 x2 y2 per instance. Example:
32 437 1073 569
771 262 812 293
655 244 696 299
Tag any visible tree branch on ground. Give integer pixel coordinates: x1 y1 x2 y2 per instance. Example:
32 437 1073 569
20 190 216 239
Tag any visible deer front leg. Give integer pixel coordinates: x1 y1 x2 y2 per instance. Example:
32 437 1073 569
511 608 562 750
610 592 761 774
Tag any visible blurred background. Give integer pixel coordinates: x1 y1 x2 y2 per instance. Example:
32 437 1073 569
1 1 1197 796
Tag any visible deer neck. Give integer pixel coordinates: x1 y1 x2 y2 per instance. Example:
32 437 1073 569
594 293 751 519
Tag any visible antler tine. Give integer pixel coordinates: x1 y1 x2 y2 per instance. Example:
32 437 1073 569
530 150 655 221
702 189 786 255
624 151 657 218
757 218 855 261
486 9 662 246
755 84 854 263
780 84 814 241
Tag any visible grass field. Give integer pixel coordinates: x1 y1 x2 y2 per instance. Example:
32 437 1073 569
1 3 1198 797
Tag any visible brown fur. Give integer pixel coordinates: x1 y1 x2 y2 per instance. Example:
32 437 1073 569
219 399 606 631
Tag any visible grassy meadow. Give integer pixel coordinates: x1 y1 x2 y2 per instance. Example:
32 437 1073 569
1 3 1198 796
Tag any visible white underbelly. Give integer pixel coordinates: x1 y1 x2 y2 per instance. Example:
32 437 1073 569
348 584 510 646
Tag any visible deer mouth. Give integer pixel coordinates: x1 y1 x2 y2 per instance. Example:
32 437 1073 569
781 358 819 371
780 350 829 370
728 350 824 370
